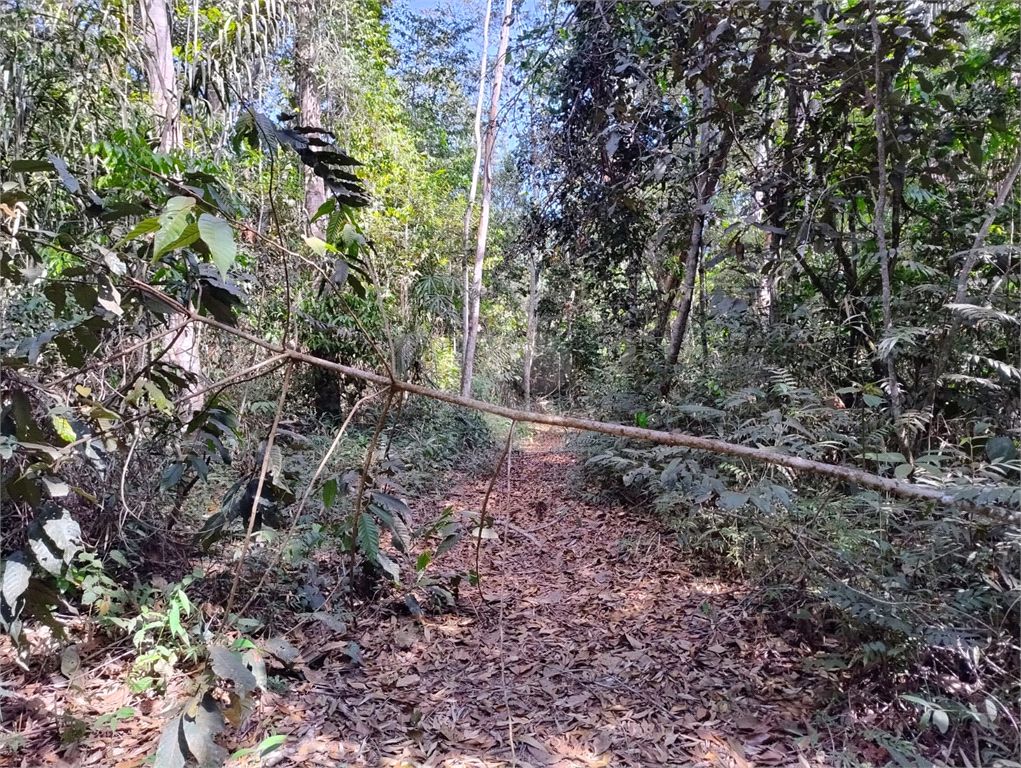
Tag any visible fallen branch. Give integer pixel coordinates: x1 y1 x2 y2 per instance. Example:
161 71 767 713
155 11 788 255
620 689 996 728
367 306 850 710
122 276 1021 526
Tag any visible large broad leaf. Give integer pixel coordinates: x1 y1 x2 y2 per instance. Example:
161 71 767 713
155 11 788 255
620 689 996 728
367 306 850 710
197 214 236 279
154 198 195 258
376 551 400 582
26 504 81 577
154 714 187 768
208 646 257 696
357 513 380 564
120 217 161 245
0 552 31 637
181 691 228 768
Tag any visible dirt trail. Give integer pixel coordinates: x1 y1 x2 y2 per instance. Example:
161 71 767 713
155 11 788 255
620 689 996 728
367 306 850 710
0 430 829 768
278 429 821 768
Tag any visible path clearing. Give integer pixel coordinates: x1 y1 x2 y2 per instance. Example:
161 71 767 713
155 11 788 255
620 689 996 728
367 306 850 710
276 429 826 768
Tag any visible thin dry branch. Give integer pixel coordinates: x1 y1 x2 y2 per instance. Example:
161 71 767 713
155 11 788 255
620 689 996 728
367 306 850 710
239 386 386 616
475 420 516 599
121 276 1021 525
348 388 395 583
222 361 294 624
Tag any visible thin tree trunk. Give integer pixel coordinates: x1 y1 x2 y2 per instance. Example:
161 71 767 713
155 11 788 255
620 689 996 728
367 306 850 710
922 146 1021 418
462 0 493 367
664 84 716 384
870 3 903 427
134 283 1019 526
523 251 539 409
141 0 201 417
141 0 182 151
295 0 326 235
461 0 513 397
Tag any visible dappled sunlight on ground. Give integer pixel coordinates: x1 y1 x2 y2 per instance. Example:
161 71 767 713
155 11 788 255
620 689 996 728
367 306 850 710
1 429 832 767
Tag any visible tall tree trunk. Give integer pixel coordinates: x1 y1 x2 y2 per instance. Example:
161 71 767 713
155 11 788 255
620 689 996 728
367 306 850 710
141 0 201 418
870 3 903 427
523 251 539 410
664 85 723 384
462 0 492 369
141 0 182 151
295 0 326 236
461 0 513 397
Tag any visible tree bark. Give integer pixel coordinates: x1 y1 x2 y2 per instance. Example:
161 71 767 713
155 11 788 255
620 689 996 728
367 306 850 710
461 0 513 397
140 0 182 151
462 0 493 369
870 3 903 427
295 0 326 236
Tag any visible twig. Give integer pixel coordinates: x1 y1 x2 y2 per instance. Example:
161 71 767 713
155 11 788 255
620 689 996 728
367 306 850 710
239 387 385 616
475 421 516 600
222 361 293 626
59 353 288 454
117 426 142 532
498 427 518 767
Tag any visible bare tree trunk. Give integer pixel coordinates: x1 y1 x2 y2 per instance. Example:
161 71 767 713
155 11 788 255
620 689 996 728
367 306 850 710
523 251 539 409
141 0 182 151
141 0 201 418
295 0 326 236
870 3 903 427
461 0 513 397
462 0 493 369
664 85 716 385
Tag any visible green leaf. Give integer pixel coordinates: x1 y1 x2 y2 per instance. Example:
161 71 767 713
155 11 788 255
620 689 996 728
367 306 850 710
159 222 200 256
119 217 161 245
154 213 191 259
931 708 949 734
258 734 287 758
154 198 196 258
198 214 236 279
303 236 329 256
894 463 913 479
8 159 55 173
322 477 338 508
357 513 380 563
416 552 431 572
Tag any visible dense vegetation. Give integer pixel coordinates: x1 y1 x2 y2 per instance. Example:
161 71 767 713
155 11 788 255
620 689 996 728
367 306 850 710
1 0 1018 766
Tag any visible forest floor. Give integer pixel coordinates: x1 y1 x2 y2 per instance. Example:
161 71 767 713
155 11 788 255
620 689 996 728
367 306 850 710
2 428 882 768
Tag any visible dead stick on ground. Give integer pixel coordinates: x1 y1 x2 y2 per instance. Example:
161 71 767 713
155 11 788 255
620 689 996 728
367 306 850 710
475 421 516 601
498 429 518 768
222 361 294 626
240 387 386 617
